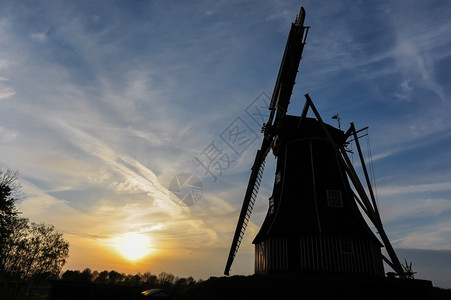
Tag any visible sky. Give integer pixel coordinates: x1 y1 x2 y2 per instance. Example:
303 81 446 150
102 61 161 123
1 0 451 289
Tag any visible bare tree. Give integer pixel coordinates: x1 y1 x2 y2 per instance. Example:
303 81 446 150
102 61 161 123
141 272 158 288
0 168 69 281
2 222 69 280
0 169 23 276
158 272 175 290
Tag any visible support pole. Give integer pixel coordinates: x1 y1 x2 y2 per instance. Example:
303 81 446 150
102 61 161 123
302 93 406 278
350 122 380 219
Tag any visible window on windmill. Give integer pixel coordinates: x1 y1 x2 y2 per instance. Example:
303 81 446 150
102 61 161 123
275 171 281 184
269 197 275 214
340 238 354 255
326 189 343 208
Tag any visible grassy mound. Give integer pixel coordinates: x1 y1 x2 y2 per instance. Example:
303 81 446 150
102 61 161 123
176 273 443 300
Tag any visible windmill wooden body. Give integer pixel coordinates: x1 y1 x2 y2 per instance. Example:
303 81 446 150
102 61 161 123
253 115 384 275
224 7 406 278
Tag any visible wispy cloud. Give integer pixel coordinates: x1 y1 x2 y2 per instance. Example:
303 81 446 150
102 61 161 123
50 119 182 215
378 182 451 198
30 32 47 42
0 87 15 100
0 126 18 143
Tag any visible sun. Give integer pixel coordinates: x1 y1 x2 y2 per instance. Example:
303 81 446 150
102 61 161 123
113 233 152 262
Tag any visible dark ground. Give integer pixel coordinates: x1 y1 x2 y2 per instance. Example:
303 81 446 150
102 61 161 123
6 274 450 300
176 273 451 300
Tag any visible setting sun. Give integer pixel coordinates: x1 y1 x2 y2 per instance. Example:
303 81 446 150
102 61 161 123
113 233 152 262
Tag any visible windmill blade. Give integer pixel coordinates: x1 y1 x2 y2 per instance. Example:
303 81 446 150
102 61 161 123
224 6 308 276
268 7 308 128
224 149 266 275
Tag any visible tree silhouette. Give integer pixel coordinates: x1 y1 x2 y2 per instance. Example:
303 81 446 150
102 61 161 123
108 270 124 285
0 169 22 275
158 272 175 290
141 271 158 288
124 273 141 286
2 222 69 280
80 268 94 282
0 168 69 281
61 270 82 281
94 270 109 284
58 268 205 299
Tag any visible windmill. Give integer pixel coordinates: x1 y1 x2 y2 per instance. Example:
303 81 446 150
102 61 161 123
224 6 406 278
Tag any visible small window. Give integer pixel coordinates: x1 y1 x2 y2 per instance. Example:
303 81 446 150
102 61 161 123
258 242 265 259
259 242 265 253
269 197 275 214
275 171 281 184
327 189 343 208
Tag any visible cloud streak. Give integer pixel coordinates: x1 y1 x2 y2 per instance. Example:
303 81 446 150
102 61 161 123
51 118 182 216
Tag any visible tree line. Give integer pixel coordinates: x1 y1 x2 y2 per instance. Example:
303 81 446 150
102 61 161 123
0 168 69 281
61 268 199 294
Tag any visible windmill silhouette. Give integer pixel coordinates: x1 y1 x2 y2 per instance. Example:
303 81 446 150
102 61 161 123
224 7 406 278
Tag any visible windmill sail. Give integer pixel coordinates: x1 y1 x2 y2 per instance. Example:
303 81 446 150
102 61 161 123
224 153 265 275
224 6 309 276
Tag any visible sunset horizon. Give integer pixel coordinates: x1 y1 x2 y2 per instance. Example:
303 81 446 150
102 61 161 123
1 0 451 290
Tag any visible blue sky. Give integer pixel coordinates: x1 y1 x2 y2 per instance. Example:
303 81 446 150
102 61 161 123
1 0 451 288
